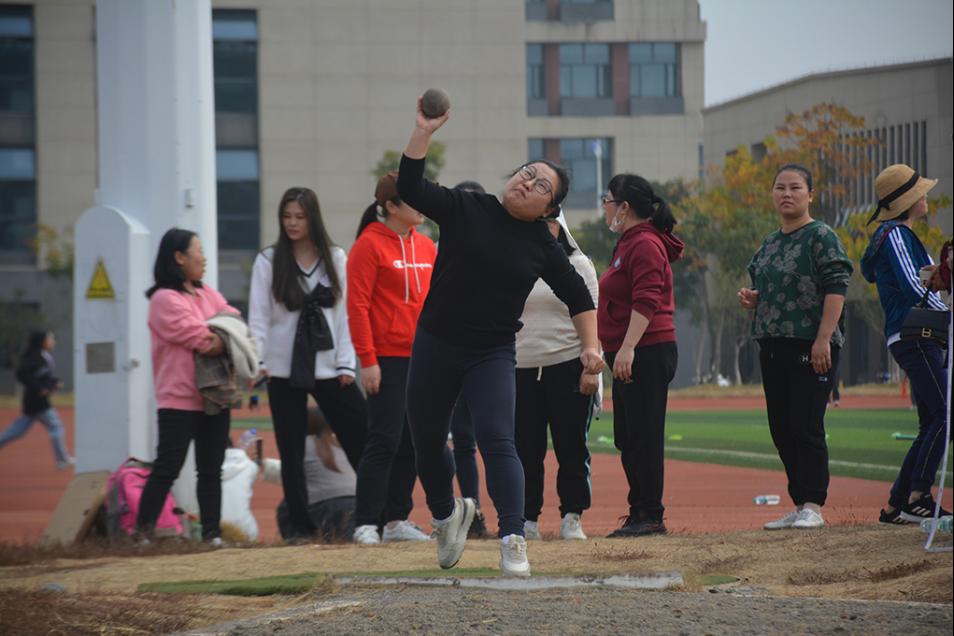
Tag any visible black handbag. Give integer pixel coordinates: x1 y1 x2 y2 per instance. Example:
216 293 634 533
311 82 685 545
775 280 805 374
900 290 950 345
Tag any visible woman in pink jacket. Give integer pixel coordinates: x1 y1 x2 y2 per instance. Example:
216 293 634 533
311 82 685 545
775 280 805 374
137 228 239 544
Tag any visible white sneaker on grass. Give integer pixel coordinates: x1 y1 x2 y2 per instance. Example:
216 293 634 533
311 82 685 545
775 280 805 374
763 510 799 530
382 520 431 542
560 513 587 540
524 520 542 540
499 534 531 577
431 497 475 569
792 508 824 529
353 524 381 545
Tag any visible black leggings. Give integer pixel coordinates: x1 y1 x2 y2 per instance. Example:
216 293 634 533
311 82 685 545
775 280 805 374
137 408 230 540
406 328 525 538
354 357 418 527
268 377 367 537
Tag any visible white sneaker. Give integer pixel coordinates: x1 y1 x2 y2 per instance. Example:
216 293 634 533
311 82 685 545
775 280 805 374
432 497 475 569
763 509 799 530
56 456 75 471
792 508 824 529
382 520 431 542
524 520 542 540
499 534 531 577
353 524 381 545
560 513 587 540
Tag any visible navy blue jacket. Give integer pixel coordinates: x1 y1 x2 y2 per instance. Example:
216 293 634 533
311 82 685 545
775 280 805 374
860 222 947 341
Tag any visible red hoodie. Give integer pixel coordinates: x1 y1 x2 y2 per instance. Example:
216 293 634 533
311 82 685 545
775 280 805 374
347 222 436 367
598 222 685 352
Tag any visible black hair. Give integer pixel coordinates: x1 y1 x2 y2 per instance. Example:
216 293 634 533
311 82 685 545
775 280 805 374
145 228 203 298
606 173 677 234
16 330 50 373
455 180 486 194
272 187 341 310
356 202 386 240
511 159 570 214
774 163 813 191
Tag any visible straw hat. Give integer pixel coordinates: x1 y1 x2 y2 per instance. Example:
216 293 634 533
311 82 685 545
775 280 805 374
868 164 937 224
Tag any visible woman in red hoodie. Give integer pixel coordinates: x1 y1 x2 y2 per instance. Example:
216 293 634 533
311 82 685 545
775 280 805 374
347 172 437 545
598 173 683 538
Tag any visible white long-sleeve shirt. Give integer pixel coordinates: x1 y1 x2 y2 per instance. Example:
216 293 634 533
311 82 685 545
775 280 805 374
248 246 357 380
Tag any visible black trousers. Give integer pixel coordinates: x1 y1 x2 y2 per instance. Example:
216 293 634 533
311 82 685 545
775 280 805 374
268 376 368 537
515 357 593 521
354 357 418 527
758 338 838 507
606 341 677 523
137 408 230 540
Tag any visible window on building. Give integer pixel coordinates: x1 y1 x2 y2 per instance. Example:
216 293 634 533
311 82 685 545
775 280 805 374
0 6 34 260
529 137 613 209
526 44 544 100
212 10 257 115
559 44 611 98
215 150 260 252
213 10 259 251
629 43 679 97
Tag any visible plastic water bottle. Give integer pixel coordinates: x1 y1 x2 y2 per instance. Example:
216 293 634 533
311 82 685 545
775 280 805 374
239 428 257 450
920 515 953 533
753 494 781 506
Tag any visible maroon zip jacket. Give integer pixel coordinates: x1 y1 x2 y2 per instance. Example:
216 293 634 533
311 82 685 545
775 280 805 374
598 222 685 353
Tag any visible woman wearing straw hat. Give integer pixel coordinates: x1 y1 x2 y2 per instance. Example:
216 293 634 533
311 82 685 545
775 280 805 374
861 163 951 525
738 164 853 531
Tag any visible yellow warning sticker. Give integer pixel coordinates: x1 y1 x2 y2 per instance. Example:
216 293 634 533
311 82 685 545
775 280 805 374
86 258 115 299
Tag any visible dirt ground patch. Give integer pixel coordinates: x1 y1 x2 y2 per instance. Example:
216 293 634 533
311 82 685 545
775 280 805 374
0 524 950 634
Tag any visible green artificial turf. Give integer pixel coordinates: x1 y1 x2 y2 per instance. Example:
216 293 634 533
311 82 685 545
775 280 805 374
235 408 951 483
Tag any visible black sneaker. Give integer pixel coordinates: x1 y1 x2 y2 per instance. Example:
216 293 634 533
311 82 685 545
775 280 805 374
607 515 634 538
608 517 667 538
878 508 912 525
900 494 953 523
467 509 489 539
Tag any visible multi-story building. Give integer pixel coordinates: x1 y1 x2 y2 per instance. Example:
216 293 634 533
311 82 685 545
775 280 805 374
0 0 706 390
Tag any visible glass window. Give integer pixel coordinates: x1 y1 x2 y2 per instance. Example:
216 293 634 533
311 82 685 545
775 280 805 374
216 150 259 251
212 11 257 114
529 138 612 209
526 44 544 100
0 6 33 113
0 147 36 253
629 42 680 98
559 43 611 98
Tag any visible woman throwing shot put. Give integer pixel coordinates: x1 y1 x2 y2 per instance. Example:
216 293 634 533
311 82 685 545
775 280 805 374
397 95 603 577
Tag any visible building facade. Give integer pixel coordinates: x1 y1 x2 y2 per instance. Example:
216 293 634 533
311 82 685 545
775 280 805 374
0 0 707 390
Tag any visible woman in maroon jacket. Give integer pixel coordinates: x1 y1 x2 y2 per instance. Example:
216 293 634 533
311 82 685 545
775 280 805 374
598 173 684 537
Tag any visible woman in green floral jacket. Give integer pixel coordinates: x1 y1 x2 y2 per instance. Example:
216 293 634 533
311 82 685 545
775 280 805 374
738 164 853 531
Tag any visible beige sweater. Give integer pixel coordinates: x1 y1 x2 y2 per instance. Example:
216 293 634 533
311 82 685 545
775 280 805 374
515 250 599 369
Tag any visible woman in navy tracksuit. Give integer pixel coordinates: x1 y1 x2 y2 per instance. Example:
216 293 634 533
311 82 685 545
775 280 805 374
861 163 951 525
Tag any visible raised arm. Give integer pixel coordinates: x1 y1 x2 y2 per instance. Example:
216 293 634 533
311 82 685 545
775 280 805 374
397 97 457 224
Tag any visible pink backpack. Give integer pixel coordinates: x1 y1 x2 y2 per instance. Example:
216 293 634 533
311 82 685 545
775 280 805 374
105 458 184 537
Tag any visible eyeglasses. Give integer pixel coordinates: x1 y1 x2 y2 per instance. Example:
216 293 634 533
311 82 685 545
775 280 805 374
601 195 623 205
518 165 554 198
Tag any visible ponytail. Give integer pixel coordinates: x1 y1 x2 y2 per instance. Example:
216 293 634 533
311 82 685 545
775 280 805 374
607 173 678 234
648 193 677 234
356 202 383 240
